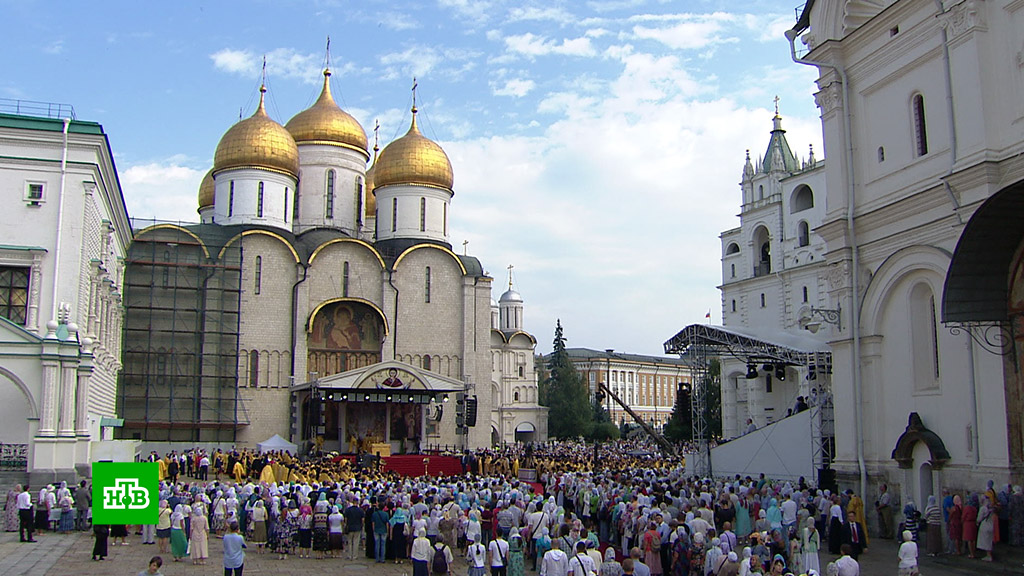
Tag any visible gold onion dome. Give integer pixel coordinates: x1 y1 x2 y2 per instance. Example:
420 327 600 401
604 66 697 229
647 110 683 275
374 111 454 191
285 69 368 154
214 86 300 178
197 168 215 209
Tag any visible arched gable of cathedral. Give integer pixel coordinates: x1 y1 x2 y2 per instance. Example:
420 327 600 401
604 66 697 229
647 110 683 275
218 229 300 262
133 223 211 260
309 238 386 268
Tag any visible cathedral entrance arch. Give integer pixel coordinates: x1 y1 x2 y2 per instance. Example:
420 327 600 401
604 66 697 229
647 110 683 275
514 422 536 443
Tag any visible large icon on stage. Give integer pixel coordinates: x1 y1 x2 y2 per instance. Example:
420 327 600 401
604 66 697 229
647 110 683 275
368 366 417 390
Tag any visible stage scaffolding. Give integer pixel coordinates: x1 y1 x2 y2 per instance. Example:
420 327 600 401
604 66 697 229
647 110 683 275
665 323 833 481
117 220 245 442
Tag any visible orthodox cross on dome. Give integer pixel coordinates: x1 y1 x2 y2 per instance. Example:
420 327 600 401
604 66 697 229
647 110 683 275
507 263 514 290
411 77 419 114
462 239 469 255
373 119 380 157
324 36 331 73
261 55 267 91
774 95 780 115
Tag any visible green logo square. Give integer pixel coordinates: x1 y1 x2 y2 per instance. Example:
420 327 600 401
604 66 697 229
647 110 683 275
91 462 158 524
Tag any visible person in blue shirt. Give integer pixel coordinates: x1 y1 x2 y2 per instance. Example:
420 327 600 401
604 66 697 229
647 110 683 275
222 521 246 576
372 499 391 563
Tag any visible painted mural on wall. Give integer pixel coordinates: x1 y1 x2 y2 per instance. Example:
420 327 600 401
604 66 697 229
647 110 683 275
308 302 384 377
345 403 386 445
309 302 382 351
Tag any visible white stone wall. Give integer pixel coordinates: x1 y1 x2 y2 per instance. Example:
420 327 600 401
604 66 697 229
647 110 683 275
212 168 297 230
293 144 369 235
374 184 453 244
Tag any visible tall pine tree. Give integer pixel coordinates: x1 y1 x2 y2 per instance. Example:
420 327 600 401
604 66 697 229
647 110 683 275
540 320 593 439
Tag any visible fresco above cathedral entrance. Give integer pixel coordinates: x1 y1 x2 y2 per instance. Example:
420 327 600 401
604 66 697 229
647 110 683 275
307 301 383 377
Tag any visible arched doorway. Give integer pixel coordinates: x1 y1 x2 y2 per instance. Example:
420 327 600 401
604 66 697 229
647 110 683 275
491 426 500 447
307 301 385 378
515 422 536 443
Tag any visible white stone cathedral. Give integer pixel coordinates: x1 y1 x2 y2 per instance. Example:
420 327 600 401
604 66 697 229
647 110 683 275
119 68 546 452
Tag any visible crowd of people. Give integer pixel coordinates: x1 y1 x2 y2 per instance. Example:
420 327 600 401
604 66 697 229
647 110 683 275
3 438 1023 575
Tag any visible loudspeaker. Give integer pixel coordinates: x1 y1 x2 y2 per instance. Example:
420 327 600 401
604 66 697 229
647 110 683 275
465 396 478 427
818 467 837 493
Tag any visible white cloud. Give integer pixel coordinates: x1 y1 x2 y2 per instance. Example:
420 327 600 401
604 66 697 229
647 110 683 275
120 158 205 224
210 48 323 84
632 14 738 51
493 78 536 98
506 6 574 24
379 46 480 81
504 33 597 58
43 41 64 55
437 0 494 26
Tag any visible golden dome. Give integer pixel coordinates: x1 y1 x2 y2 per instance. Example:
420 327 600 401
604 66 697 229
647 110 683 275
213 86 299 178
285 69 368 155
373 111 454 191
364 162 377 218
197 168 215 209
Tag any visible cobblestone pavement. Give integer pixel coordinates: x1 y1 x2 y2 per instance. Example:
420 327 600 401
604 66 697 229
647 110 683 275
2 528 1023 576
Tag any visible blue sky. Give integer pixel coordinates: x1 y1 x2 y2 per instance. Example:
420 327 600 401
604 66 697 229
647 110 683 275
1 0 824 356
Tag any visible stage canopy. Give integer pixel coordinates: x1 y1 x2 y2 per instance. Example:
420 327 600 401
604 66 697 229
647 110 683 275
664 323 831 366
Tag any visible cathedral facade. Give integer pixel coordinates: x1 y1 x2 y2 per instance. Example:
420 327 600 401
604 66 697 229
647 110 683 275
118 69 546 452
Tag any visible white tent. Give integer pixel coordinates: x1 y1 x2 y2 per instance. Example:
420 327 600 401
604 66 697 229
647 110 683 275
257 433 298 453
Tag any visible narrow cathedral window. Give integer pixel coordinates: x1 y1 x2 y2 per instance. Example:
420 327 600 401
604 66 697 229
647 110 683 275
423 355 432 370
798 221 810 247
284 189 289 222
514 391 520 402
803 286 809 303
731 264 735 278
254 256 262 295
249 350 259 387
760 293 766 308
356 178 364 226
326 170 335 219
293 187 300 220
519 366 525 377
392 198 398 232
443 203 448 236
342 261 350 297
731 299 736 312
257 182 264 217
228 181 235 216
425 266 431 303
913 94 928 156
420 197 426 232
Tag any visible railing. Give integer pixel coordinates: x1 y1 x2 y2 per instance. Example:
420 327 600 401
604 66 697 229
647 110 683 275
0 443 28 471
753 261 772 277
0 98 76 120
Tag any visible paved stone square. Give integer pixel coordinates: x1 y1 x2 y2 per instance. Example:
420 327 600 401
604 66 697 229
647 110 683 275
3 528 1023 576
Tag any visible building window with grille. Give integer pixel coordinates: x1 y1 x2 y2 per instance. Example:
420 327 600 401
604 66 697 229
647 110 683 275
913 94 928 156
293 186 300 220
284 188 289 222
425 266 431 303
423 355 432 370
0 267 29 325
343 261 350 297
760 293 766 308
25 182 44 204
392 198 398 232
228 181 235 216
257 182 264 217
254 256 262 295
420 197 426 232
326 170 335 219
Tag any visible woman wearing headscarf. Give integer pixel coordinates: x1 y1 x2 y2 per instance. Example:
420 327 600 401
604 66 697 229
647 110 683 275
276 500 299 559
718 551 741 576
643 521 664 576
670 526 689 576
297 498 314 558
389 501 409 562
535 526 552 572
827 496 844 555
923 495 942 556
508 527 526 576
92 522 109 561
768 554 786 575
57 486 74 533
734 494 752 541
601 545 624 576
170 503 189 561
977 493 996 562
312 493 330 559
250 499 267 552
765 499 783 541
737 547 753 576
190 503 210 566
962 494 979 558
902 501 921 542
948 494 964 555
410 526 432 576
801 516 820 574
897 529 919 575
4 484 19 532
754 509 771 535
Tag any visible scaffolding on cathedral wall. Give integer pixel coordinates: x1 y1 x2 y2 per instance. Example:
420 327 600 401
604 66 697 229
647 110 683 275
117 218 247 443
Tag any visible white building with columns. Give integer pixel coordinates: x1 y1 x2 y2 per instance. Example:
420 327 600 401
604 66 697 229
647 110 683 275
783 0 1024 522
0 104 132 484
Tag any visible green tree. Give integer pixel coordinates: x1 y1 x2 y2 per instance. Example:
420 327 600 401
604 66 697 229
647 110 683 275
663 358 722 442
540 320 593 439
